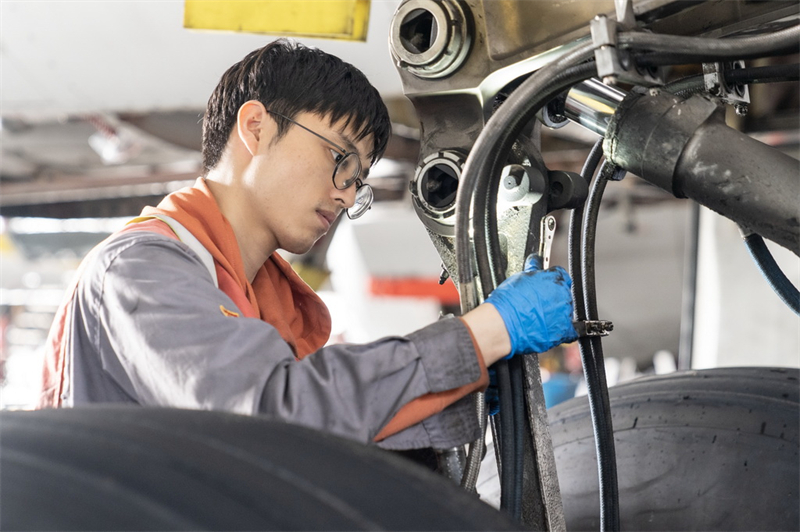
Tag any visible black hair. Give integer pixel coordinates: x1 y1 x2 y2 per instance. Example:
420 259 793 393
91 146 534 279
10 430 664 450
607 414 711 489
201 38 391 174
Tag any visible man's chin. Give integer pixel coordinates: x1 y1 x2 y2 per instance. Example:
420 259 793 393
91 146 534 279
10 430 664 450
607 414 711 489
281 238 320 256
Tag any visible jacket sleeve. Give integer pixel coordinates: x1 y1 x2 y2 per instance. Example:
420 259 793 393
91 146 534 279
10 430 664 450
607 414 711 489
83 232 484 447
373 320 489 449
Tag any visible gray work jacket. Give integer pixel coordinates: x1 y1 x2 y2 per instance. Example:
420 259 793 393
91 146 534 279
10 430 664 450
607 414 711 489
61 229 483 450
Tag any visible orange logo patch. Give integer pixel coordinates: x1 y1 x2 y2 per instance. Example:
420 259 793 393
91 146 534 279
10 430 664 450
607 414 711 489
219 305 240 318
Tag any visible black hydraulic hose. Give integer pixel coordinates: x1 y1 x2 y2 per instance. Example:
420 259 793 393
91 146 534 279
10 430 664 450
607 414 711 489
583 164 624 318
744 233 800 316
637 48 800 67
454 22 798 529
664 64 800 98
497 360 516 513
454 40 597 525
455 41 597 292
473 60 600 294
579 162 624 532
619 23 800 58
726 63 800 85
456 52 596 503
570 140 605 322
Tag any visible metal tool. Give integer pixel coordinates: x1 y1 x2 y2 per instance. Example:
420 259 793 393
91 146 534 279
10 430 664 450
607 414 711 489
539 215 556 269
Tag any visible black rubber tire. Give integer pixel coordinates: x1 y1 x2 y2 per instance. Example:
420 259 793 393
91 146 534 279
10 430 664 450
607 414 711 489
0 406 521 531
548 366 800 531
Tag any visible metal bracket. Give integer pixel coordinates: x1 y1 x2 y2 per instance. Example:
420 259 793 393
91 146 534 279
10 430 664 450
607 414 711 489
703 61 751 115
573 320 614 338
614 0 636 30
590 15 662 87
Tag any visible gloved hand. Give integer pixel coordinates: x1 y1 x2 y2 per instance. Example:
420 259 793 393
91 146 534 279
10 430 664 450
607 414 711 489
485 254 578 357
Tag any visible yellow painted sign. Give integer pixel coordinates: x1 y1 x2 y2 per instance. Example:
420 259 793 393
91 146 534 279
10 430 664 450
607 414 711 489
184 1 371 42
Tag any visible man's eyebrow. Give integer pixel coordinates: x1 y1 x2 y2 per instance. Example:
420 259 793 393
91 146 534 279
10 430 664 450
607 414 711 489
332 128 371 174
333 131 359 155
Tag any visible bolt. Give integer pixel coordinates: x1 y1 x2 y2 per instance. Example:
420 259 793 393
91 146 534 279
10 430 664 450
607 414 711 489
649 87 660 97
735 103 749 117
438 265 450 285
504 166 526 189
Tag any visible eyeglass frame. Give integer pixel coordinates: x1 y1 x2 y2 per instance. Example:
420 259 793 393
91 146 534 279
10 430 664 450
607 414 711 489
266 110 372 219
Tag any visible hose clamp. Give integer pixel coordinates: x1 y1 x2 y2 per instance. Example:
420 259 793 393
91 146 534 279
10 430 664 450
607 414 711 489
573 320 614 338
590 15 662 87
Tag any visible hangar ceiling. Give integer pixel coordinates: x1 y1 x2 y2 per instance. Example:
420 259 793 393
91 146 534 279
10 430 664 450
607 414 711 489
2 1 797 219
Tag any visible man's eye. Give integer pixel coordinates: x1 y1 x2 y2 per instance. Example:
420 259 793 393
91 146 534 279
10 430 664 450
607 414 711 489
330 148 344 163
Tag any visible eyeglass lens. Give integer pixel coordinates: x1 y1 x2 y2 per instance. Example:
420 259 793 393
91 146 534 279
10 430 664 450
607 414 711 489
347 183 373 219
334 153 361 189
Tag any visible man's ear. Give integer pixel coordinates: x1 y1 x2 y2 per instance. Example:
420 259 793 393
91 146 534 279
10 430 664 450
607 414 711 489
236 100 271 157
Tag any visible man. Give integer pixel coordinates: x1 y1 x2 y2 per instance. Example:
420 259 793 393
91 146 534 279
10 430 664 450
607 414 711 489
39 39 577 450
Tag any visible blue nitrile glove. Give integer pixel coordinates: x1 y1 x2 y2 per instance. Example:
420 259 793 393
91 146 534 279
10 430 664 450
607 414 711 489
485 368 500 416
485 254 578 357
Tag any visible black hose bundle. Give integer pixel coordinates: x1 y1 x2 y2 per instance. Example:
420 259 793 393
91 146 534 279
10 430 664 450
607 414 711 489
629 23 800 67
454 19 800 529
567 143 622 531
583 162 627 532
496 360 517 515
453 41 599 522
665 63 800 98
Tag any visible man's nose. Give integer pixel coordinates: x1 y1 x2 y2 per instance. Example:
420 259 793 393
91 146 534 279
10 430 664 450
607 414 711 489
331 182 357 210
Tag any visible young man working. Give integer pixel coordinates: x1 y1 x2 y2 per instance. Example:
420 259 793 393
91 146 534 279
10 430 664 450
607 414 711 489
39 40 577 450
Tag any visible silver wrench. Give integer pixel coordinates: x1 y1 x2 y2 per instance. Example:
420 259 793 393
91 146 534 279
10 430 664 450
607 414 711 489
538 215 557 269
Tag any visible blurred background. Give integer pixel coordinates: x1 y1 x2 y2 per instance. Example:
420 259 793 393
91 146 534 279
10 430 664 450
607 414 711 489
2 0 798 411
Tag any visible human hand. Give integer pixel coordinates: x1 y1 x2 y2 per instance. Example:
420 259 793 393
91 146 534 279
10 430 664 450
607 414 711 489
485 254 577 357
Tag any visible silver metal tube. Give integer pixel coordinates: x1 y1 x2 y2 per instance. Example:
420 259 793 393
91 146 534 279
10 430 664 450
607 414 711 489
564 78 626 137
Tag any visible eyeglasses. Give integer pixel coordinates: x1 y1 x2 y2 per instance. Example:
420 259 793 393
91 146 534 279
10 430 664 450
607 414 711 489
267 111 373 219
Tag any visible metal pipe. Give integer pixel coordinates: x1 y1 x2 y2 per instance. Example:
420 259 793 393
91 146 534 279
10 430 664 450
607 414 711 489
564 79 626 137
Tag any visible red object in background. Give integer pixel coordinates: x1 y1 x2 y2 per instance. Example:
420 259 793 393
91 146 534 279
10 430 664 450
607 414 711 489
369 277 460 306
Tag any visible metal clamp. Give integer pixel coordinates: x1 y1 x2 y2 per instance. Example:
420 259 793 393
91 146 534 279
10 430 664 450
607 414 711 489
590 15 662 87
703 61 750 115
573 320 614 337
